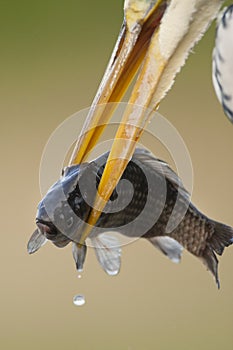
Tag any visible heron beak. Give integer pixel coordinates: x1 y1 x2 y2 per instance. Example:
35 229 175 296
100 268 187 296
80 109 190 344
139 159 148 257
70 0 168 165
69 0 221 244
68 0 168 243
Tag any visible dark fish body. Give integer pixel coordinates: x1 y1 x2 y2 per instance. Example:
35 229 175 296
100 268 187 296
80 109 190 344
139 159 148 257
28 149 233 286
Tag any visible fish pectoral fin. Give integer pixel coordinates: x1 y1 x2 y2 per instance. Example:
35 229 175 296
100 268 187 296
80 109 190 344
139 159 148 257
148 236 183 264
27 229 47 254
92 233 122 276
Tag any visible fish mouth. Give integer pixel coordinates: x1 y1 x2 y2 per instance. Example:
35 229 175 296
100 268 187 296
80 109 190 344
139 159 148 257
36 219 58 239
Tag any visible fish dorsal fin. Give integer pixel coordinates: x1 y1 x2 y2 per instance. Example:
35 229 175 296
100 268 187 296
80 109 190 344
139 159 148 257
133 148 190 200
92 234 122 276
27 229 47 254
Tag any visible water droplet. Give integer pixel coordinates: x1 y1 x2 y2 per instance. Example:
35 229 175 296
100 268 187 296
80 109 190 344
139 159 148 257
77 274 82 279
73 294 85 306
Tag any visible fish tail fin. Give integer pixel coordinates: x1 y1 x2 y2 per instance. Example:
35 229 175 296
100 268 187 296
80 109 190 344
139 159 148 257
202 222 233 288
210 222 233 256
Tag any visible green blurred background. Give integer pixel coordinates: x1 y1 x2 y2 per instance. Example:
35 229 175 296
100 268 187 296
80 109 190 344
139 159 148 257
1 1 233 349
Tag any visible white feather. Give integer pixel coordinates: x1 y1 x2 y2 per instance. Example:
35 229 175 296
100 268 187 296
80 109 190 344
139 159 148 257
149 0 223 108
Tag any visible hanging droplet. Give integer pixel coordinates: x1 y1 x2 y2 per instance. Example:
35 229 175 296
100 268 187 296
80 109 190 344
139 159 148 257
73 294 85 306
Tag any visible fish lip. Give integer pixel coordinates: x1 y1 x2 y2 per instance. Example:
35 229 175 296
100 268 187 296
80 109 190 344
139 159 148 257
36 218 53 229
36 218 48 225
36 219 57 238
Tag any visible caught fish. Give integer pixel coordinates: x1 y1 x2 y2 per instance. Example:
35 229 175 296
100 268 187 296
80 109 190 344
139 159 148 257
28 149 233 287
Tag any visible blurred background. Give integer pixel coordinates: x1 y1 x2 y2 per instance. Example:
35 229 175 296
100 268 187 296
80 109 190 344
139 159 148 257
0 1 233 349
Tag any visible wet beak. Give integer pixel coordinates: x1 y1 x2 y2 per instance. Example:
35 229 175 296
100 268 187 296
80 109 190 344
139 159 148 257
70 1 168 166
69 0 169 243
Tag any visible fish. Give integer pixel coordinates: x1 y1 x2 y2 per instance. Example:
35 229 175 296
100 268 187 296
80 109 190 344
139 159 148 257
27 148 233 287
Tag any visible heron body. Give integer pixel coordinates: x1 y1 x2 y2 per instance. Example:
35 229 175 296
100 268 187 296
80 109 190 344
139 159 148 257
213 5 233 122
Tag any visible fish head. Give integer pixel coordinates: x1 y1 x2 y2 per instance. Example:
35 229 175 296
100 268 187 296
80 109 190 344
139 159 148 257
35 201 71 248
28 161 99 254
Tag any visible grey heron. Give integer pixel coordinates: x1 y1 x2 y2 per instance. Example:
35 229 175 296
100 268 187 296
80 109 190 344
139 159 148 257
28 1 233 284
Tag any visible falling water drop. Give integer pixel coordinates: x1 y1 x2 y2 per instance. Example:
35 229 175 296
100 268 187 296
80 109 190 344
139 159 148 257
77 274 82 279
73 294 85 306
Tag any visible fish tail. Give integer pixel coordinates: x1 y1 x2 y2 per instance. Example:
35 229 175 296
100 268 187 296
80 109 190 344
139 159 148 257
202 222 233 288
210 222 233 255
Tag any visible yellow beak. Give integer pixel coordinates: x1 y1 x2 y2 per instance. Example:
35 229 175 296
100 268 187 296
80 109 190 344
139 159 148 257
68 0 222 244
70 0 167 165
